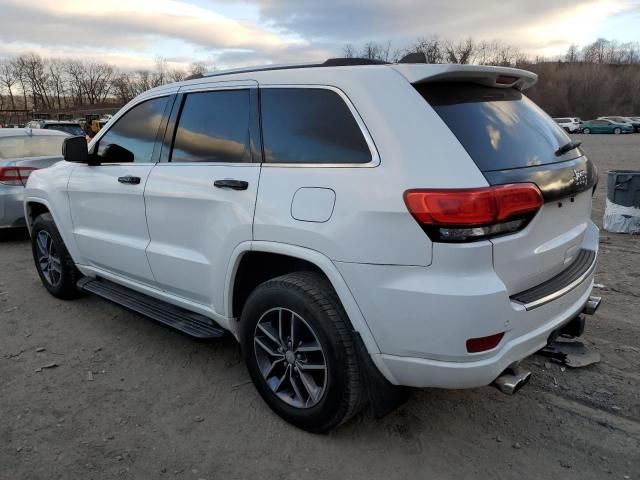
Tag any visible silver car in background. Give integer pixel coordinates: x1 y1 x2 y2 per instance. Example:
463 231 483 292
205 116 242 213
0 128 67 229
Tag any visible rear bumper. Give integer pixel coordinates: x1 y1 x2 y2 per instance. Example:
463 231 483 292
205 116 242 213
335 222 599 389
375 281 593 388
0 186 26 228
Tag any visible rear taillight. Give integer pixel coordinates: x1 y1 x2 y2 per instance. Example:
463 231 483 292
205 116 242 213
0 166 37 186
404 183 543 242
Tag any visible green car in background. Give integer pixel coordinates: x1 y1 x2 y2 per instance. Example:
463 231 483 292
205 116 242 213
580 118 634 134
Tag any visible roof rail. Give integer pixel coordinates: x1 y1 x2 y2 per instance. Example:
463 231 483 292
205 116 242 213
322 58 390 66
192 58 390 81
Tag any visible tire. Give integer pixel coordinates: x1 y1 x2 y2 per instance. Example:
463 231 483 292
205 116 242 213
240 271 365 433
613 127 621 135
583 128 591 134
31 213 81 299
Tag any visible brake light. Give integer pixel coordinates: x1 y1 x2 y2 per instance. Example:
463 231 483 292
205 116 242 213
404 183 543 242
0 166 37 186
496 75 518 85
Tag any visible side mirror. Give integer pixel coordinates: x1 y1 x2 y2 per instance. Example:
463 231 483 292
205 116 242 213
62 136 88 163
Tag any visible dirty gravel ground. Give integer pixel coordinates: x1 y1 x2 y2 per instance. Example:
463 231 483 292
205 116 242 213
1 134 639 480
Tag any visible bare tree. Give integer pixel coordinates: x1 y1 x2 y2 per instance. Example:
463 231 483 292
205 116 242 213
81 62 114 104
565 45 580 63
444 38 475 64
342 44 356 58
47 59 67 110
189 61 208 76
0 58 18 109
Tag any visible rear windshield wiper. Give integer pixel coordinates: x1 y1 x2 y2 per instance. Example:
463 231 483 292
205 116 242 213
555 141 582 157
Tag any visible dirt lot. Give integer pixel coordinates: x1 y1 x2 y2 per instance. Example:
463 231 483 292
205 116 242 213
1 134 639 480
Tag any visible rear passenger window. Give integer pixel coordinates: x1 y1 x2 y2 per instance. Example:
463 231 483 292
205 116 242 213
171 90 251 163
260 88 371 164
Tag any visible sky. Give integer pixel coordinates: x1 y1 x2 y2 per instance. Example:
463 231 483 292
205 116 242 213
0 0 638 71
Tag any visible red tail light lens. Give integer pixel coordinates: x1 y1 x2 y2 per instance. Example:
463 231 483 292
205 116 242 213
404 183 543 242
466 332 505 353
0 166 36 186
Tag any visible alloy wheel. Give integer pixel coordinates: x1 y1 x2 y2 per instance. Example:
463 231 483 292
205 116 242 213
253 307 328 409
36 230 62 287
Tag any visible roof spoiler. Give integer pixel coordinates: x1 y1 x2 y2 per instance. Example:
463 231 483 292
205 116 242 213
392 61 538 91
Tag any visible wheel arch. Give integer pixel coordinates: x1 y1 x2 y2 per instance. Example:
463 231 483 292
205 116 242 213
224 241 382 357
24 198 54 234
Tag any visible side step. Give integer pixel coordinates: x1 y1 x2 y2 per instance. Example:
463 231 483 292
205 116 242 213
77 278 226 339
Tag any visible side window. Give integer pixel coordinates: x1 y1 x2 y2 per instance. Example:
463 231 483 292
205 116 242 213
97 96 168 163
170 89 251 163
260 88 371 164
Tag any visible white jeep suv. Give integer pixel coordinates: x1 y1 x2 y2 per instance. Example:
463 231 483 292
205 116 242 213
24 58 601 432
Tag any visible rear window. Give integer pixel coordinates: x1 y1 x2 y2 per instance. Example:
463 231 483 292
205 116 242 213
417 83 578 172
0 135 65 159
171 89 251 163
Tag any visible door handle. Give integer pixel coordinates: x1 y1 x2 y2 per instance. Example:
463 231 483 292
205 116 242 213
118 175 141 185
214 179 249 190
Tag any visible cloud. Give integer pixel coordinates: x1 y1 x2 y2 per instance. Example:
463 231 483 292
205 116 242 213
0 0 308 69
0 0 295 50
0 0 638 70
229 0 640 54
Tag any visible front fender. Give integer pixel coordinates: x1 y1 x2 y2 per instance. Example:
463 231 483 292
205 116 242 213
23 162 81 263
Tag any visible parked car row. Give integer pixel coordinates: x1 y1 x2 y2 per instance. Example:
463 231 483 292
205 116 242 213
554 116 640 134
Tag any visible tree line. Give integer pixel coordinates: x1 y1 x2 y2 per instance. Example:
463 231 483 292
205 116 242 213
0 55 208 113
342 37 640 118
343 37 640 66
1 37 639 120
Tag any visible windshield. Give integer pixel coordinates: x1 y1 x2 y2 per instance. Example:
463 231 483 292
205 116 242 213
45 124 84 136
417 83 578 172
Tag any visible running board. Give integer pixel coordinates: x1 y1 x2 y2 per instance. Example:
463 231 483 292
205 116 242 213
77 278 225 339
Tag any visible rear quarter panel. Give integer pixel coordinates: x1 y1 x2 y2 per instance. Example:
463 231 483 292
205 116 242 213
253 68 488 266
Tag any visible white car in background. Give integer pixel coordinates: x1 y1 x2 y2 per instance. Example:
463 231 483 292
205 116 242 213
0 129 67 230
553 117 581 133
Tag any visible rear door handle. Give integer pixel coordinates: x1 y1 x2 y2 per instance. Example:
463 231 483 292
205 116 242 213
214 179 249 190
118 175 141 185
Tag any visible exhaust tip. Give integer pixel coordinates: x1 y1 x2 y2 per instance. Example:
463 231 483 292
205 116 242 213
583 296 601 316
492 366 532 395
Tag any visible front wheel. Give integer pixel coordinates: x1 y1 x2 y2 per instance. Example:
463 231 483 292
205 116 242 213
31 213 81 299
613 127 621 135
240 272 365 433
583 128 591 134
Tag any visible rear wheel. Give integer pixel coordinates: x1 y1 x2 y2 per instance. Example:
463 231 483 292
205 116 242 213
240 271 365 433
31 214 81 299
613 127 622 135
